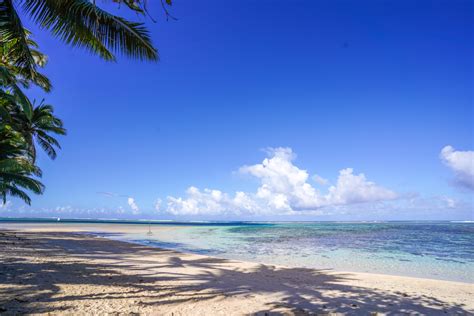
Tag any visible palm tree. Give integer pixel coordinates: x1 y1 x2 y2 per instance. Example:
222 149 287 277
0 124 44 205
10 100 66 162
0 0 169 205
0 75 61 204
0 0 162 90
0 74 55 204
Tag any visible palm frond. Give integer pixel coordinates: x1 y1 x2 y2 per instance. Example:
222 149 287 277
16 67 51 91
0 157 32 172
36 135 56 159
0 0 50 92
0 0 37 76
0 66 34 118
0 183 32 204
36 130 60 147
0 172 44 193
21 0 158 61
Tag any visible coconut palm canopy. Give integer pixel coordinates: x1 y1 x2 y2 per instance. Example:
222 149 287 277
1 0 169 204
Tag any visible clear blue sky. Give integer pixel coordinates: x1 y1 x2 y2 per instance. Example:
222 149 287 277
3 0 473 221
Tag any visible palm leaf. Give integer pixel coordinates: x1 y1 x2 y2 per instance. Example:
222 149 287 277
0 0 50 91
0 183 32 204
0 172 44 193
36 135 56 159
21 0 158 61
0 66 34 118
0 0 36 75
36 130 60 147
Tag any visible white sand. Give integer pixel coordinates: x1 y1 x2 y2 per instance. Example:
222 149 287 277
0 229 473 315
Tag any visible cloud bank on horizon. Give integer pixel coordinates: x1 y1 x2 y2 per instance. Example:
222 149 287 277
162 147 398 216
1 146 472 219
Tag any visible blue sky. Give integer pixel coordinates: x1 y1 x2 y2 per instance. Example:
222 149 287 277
2 0 473 220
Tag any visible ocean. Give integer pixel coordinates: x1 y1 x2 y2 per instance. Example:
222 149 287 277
1 218 473 283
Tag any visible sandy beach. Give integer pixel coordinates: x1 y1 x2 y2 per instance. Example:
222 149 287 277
0 230 474 315
0 229 473 315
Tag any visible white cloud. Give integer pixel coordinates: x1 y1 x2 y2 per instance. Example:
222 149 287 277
55 205 73 213
440 146 474 191
239 147 324 211
127 197 140 214
309 194 472 220
165 147 397 216
166 187 262 216
326 168 397 204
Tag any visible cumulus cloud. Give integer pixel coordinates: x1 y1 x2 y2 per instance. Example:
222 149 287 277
165 187 269 216
239 147 324 211
127 197 140 214
326 168 397 204
310 194 472 220
164 147 397 216
440 146 474 191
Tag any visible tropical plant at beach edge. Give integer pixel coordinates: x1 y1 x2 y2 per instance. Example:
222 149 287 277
0 58 64 204
0 41 53 205
0 0 172 205
0 124 45 205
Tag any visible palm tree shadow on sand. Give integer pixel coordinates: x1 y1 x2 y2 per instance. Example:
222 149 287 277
0 231 470 315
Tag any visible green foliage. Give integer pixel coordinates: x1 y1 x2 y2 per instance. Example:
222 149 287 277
20 0 159 61
0 70 64 204
0 118 45 205
1 0 169 206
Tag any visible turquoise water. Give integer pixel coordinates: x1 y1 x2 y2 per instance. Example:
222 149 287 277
109 221 474 283
1 219 473 283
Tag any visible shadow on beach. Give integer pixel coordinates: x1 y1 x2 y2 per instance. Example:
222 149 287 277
0 231 471 315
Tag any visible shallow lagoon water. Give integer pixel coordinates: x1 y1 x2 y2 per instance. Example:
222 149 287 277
112 221 474 283
1 219 473 283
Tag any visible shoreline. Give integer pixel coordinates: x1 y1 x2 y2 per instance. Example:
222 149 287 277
1 229 473 315
3 226 473 285
107 233 474 285
2 222 472 284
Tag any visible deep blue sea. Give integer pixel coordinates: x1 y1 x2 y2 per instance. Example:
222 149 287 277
1 219 473 283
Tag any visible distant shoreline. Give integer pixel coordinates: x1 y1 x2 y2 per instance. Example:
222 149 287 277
1 216 473 224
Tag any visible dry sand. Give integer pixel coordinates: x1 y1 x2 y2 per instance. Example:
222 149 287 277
0 229 473 315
